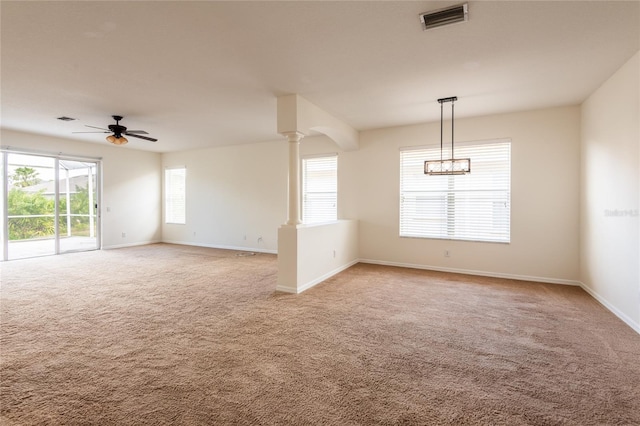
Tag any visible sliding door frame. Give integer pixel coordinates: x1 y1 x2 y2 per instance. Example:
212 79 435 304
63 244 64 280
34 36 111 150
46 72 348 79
0 148 102 261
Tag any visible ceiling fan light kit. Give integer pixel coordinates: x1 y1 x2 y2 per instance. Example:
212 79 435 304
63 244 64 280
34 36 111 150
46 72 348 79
72 115 157 145
424 96 471 176
106 135 128 145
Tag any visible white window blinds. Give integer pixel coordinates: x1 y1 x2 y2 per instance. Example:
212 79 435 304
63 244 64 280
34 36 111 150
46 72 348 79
165 167 186 224
400 140 511 243
302 154 337 224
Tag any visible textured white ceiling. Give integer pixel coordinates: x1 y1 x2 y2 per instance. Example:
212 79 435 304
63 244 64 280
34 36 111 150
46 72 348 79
1 1 638 152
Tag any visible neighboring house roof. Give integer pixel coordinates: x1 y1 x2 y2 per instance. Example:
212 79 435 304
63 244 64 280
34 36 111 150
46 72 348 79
20 175 91 196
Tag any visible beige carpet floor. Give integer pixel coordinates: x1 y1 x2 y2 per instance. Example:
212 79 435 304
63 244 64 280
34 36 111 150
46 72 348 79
1 243 639 425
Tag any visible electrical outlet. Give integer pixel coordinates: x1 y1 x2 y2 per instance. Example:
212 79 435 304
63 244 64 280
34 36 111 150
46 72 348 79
444 250 450 257
122 232 126 238
333 250 336 258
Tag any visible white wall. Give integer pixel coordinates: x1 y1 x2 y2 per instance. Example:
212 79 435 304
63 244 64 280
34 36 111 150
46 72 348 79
354 106 581 284
161 140 288 253
3 105 584 291
9 89 635 332
1 129 162 248
580 51 640 332
160 109 581 285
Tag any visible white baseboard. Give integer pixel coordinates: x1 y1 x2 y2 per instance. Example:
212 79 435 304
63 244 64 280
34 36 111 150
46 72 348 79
98 243 640 335
578 282 640 335
99 242 639 335
358 258 581 286
102 240 161 250
359 258 639 335
161 240 277 255
277 259 360 294
298 259 360 293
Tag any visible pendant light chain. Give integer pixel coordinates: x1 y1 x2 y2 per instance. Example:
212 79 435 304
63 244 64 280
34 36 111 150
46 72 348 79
424 96 471 175
440 101 444 163
451 100 454 160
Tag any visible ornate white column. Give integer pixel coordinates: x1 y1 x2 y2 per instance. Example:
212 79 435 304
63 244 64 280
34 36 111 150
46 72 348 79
284 131 304 225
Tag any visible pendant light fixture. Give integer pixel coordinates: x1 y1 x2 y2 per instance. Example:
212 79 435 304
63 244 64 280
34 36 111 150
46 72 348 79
424 96 470 175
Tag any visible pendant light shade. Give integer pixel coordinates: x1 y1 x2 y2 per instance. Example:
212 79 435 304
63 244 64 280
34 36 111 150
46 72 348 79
425 158 471 174
107 135 128 145
425 96 470 175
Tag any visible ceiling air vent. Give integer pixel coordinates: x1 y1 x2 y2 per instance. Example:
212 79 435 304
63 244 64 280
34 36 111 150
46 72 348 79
420 3 468 31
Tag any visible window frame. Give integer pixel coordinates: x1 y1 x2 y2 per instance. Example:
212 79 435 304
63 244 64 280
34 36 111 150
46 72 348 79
164 166 186 225
301 153 338 225
399 139 511 243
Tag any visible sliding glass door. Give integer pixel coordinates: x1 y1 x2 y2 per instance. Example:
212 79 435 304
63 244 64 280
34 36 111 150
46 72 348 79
58 159 98 254
3 153 56 260
1 151 100 261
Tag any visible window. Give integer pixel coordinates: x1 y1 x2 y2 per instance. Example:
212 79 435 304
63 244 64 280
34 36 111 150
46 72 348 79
302 154 337 224
400 140 511 243
165 167 186 224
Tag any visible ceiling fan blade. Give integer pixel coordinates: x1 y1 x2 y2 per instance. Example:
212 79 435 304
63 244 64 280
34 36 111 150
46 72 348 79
85 125 109 130
73 131 110 133
125 132 157 142
125 130 149 134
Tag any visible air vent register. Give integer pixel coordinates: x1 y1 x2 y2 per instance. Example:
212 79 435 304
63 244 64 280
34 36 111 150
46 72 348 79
420 3 468 30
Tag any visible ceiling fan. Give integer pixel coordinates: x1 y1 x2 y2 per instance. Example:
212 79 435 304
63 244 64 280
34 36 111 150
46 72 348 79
74 115 157 145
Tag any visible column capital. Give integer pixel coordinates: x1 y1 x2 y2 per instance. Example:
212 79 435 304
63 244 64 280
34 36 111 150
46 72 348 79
281 131 305 143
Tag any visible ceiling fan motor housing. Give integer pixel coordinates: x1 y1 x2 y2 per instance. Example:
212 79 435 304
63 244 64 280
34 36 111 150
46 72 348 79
108 124 126 137
109 115 125 137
